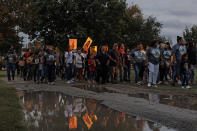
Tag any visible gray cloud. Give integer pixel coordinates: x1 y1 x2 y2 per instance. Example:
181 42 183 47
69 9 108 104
127 0 197 43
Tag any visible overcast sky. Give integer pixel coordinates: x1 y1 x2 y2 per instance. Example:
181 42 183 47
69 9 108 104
127 0 197 43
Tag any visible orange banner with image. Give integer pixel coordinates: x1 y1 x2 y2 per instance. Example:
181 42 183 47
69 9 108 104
83 37 93 52
69 39 77 50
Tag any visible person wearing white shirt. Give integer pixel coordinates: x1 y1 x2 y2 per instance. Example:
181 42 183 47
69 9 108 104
75 50 83 80
65 50 74 84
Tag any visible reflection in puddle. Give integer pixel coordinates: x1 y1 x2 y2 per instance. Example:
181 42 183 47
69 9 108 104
128 93 197 111
18 91 176 131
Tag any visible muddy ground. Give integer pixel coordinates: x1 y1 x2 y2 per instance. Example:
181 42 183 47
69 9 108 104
3 77 197 131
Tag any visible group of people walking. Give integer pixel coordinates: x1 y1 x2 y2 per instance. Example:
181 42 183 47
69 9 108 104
5 36 196 89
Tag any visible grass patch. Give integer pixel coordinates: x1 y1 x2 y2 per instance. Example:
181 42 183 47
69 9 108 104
0 71 26 131
128 69 197 94
137 84 197 94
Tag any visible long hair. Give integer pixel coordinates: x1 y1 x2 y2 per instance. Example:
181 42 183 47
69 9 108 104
150 40 158 48
166 42 172 50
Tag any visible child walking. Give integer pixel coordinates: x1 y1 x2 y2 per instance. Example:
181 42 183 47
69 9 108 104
88 55 96 88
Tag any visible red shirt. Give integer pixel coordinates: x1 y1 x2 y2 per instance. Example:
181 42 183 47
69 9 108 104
24 52 30 58
88 58 95 72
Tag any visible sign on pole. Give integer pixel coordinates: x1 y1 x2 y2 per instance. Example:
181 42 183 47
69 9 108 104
69 39 77 50
83 37 93 52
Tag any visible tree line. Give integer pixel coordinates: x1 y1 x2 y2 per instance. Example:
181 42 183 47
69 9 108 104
0 0 196 55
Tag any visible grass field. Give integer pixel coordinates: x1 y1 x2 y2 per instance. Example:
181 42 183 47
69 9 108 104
0 71 26 131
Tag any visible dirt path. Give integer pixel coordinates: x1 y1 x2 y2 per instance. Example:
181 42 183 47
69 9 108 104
3 77 197 131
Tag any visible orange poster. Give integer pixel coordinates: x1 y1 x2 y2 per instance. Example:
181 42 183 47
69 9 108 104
69 39 77 50
103 45 108 52
83 37 93 52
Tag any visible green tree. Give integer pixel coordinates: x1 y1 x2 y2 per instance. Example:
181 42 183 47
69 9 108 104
183 25 197 44
0 0 30 55
124 5 162 48
20 0 163 51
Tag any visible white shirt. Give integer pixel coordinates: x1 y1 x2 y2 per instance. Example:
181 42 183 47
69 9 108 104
75 53 83 68
65 51 73 64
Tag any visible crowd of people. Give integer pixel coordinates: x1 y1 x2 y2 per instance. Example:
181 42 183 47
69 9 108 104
4 36 197 89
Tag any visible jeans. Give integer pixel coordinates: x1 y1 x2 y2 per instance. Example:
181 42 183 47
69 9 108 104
164 62 170 81
173 61 181 81
6 63 15 80
148 62 159 85
33 65 44 82
181 72 190 86
56 66 60 76
20 66 24 77
124 66 130 82
38 69 44 82
33 65 39 82
67 63 73 81
119 66 123 82
134 63 142 83
190 65 195 84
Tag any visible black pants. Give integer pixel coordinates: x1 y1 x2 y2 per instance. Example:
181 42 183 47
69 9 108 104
33 65 39 82
101 66 108 84
95 65 102 83
48 65 55 82
159 66 165 81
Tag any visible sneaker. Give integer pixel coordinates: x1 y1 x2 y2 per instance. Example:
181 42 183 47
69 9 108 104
67 80 71 84
186 85 191 89
153 84 158 88
51 82 55 85
167 75 170 80
70 80 74 83
148 83 151 87
182 86 185 89
178 80 182 85
157 81 162 85
137 82 141 86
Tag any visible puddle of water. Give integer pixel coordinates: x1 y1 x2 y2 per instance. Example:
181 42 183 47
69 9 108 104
18 91 176 131
128 93 197 111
